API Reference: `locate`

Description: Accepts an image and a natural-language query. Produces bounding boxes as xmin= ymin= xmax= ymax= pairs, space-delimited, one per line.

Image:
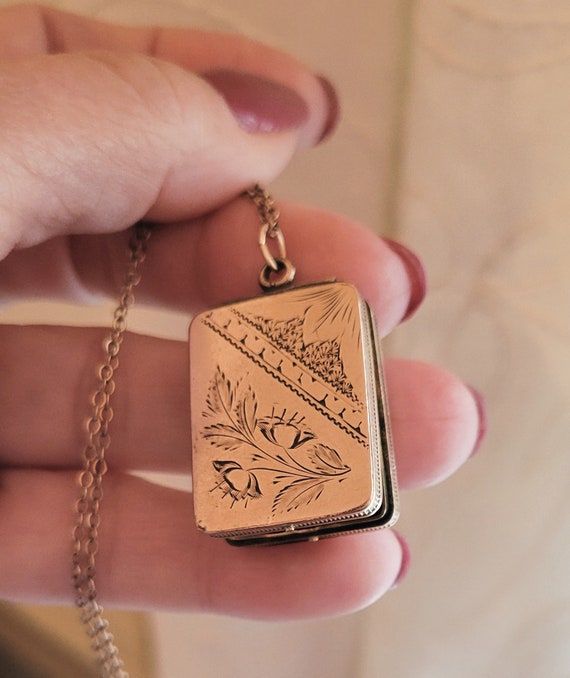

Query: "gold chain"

xmin=73 ymin=222 xmax=150 ymax=678
xmin=71 ymin=188 xmax=284 ymax=677
xmin=245 ymin=184 xmax=280 ymax=235
xmin=246 ymin=184 xmax=296 ymax=289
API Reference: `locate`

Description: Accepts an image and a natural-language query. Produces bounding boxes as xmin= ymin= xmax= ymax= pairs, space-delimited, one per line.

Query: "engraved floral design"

xmin=202 ymin=368 xmax=350 ymax=515
xmin=212 ymin=460 xmax=261 ymax=507
xmin=258 ymin=412 xmax=315 ymax=449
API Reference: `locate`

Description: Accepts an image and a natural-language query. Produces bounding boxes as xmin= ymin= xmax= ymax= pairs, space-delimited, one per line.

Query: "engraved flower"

xmin=212 ymin=460 xmax=262 ymax=506
xmin=258 ymin=412 xmax=315 ymax=450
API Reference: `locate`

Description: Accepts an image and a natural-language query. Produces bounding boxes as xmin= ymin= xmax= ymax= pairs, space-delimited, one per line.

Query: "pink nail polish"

xmin=467 ymin=386 xmax=487 ymax=457
xmin=202 ymin=69 xmax=310 ymax=134
xmin=383 ymin=238 xmax=427 ymax=321
xmin=391 ymin=532 xmax=411 ymax=589
xmin=316 ymin=75 xmax=340 ymax=143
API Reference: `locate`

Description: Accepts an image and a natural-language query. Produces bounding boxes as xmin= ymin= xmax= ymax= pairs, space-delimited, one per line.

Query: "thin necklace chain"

xmin=245 ymin=183 xmax=280 ymax=235
xmin=246 ymin=184 xmax=295 ymax=289
xmin=72 ymin=188 xmax=279 ymax=677
xmin=73 ymin=222 xmax=150 ymax=678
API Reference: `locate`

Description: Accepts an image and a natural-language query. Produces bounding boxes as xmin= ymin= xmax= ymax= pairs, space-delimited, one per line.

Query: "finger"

xmin=0 ymin=470 xmax=403 ymax=618
xmin=0 ymin=45 xmax=331 ymax=259
xmin=0 ymin=5 xmax=336 ymax=148
xmin=385 ymin=359 xmax=482 ymax=488
xmin=1 ymin=202 xmax=422 ymax=334
xmin=0 ymin=326 xmax=191 ymax=474
xmin=0 ymin=326 xmax=482 ymax=491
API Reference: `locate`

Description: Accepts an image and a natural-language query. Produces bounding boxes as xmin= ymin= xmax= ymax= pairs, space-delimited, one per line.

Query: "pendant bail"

xmin=259 ymin=257 xmax=296 ymax=289
xmin=258 ymin=221 xmax=287 ymax=272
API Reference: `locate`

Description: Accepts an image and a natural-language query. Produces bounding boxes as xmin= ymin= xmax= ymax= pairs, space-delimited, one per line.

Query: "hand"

xmin=0 ymin=5 xmax=484 ymax=620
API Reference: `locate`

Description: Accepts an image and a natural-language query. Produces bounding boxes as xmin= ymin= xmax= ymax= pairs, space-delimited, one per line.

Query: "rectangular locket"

xmin=189 ymin=280 xmax=398 ymax=545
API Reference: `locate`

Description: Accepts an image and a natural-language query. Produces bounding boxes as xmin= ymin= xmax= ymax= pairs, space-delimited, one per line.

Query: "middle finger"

xmin=1 ymin=199 xmax=416 ymax=335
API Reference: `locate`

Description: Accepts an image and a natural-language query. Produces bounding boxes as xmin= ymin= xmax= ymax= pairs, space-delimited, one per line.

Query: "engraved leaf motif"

xmin=306 ymin=444 xmax=350 ymax=475
xmin=202 ymin=423 xmax=247 ymax=451
xmin=201 ymin=366 xmax=352 ymax=515
xmin=272 ymin=478 xmax=326 ymax=515
xmin=203 ymin=369 xmax=258 ymax=452
xmin=235 ymin=385 xmax=258 ymax=439
xmin=205 ymin=367 xmax=235 ymax=418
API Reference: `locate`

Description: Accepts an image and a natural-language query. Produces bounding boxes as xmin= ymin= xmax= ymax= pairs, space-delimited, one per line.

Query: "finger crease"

xmin=146 ymin=25 xmax=162 ymax=59
xmin=38 ymin=6 xmax=62 ymax=54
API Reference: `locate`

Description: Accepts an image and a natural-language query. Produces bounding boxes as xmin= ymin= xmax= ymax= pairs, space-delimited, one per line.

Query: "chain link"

xmin=73 ymin=222 xmax=150 ymax=678
xmin=245 ymin=184 xmax=280 ymax=236
xmin=245 ymin=184 xmax=296 ymax=289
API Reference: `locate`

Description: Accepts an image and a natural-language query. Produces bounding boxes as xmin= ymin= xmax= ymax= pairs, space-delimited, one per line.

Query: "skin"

xmin=0 ymin=5 xmax=481 ymax=620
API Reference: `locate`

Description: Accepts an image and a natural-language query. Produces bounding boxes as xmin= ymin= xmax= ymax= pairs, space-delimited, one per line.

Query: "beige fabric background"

xmin=1 ymin=1 xmax=569 ymax=676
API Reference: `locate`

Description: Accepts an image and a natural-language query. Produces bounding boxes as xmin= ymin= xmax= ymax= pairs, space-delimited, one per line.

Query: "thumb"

xmin=0 ymin=50 xmax=331 ymax=259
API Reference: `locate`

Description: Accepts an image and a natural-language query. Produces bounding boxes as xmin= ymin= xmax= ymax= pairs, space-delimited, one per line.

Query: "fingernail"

xmin=316 ymin=75 xmax=340 ymax=143
xmin=202 ymin=69 xmax=310 ymax=134
xmin=391 ymin=532 xmax=412 ymax=589
xmin=467 ymin=386 xmax=487 ymax=457
xmin=383 ymin=238 xmax=427 ymax=321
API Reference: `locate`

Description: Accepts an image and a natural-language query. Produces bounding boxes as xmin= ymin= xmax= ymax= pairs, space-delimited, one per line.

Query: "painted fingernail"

xmin=202 ymin=69 xmax=310 ymax=134
xmin=391 ymin=532 xmax=412 ymax=589
xmin=383 ymin=238 xmax=427 ymax=321
xmin=316 ymin=75 xmax=340 ymax=143
xmin=467 ymin=386 xmax=487 ymax=457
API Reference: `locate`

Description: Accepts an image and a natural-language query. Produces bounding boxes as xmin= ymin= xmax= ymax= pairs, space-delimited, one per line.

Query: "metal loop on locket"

xmin=246 ymin=184 xmax=296 ymax=290
xmin=258 ymin=221 xmax=287 ymax=272
xmin=258 ymin=220 xmax=296 ymax=289
xmin=259 ymin=257 xmax=296 ymax=290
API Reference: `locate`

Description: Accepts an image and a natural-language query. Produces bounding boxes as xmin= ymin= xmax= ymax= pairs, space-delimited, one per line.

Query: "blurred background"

xmin=1 ymin=1 xmax=569 ymax=676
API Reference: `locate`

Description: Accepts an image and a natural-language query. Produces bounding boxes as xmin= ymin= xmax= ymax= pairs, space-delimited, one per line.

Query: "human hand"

xmin=0 ymin=5 xmax=484 ymax=620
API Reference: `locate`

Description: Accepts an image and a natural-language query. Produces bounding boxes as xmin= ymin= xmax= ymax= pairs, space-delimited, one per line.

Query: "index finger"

xmin=0 ymin=5 xmax=332 ymax=149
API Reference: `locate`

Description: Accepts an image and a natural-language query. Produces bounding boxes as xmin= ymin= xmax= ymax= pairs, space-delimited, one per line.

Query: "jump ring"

xmin=259 ymin=223 xmax=287 ymax=272
xmin=259 ymin=258 xmax=296 ymax=290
